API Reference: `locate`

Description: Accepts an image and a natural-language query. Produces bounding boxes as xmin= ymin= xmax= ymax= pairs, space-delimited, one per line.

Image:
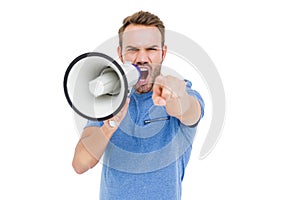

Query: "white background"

xmin=1 ymin=0 xmax=299 ymax=199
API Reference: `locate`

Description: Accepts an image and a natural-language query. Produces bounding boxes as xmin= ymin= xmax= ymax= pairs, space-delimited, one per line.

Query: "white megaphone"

xmin=63 ymin=52 xmax=141 ymax=121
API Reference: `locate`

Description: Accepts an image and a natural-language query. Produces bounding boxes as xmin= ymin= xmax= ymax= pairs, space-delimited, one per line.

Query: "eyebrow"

xmin=146 ymin=45 xmax=161 ymax=49
xmin=125 ymin=46 xmax=138 ymax=50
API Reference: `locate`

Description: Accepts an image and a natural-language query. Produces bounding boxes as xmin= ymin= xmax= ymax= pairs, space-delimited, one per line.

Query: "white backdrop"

xmin=1 ymin=0 xmax=299 ymax=199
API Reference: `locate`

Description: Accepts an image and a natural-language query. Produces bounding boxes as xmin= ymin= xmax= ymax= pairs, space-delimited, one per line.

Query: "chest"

xmin=110 ymin=100 xmax=179 ymax=153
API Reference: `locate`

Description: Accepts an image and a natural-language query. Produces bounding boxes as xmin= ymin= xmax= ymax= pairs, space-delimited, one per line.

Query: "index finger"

xmin=152 ymin=75 xmax=166 ymax=105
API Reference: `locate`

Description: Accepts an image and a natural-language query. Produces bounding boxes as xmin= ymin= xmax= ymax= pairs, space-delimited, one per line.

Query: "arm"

xmin=152 ymin=75 xmax=201 ymax=126
xmin=72 ymin=98 xmax=130 ymax=174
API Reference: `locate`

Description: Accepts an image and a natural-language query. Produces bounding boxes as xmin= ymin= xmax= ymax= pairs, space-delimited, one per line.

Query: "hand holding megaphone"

xmin=103 ymin=98 xmax=130 ymax=132
xmin=63 ymin=52 xmax=141 ymax=121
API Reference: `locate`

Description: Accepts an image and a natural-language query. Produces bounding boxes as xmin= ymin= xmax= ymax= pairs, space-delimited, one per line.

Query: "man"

xmin=72 ymin=11 xmax=204 ymax=199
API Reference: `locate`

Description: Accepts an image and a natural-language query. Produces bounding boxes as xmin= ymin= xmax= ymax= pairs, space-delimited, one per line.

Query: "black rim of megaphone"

xmin=63 ymin=52 xmax=128 ymax=121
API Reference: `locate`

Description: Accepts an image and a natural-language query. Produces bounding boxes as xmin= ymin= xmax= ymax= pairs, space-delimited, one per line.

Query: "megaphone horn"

xmin=63 ymin=52 xmax=141 ymax=121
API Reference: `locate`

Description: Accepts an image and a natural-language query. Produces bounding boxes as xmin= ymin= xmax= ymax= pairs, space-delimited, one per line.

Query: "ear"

xmin=161 ymin=45 xmax=167 ymax=62
xmin=117 ymin=46 xmax=124 ymax=63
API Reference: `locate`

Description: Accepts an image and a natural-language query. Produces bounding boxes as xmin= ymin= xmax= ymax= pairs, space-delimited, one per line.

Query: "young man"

xmin=72 ymin=11 xmax=204 ymax=199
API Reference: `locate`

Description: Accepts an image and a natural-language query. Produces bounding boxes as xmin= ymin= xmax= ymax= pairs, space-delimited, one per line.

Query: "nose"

xmin=135 ymin=49 xmax=149 ymax=65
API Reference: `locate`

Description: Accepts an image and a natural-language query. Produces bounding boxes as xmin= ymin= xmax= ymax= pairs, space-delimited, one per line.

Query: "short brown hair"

xmin=118 ymin=11 xmax=165 ymax=47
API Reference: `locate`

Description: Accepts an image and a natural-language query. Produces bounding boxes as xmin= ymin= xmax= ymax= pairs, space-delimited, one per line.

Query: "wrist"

xmin=101 ymin=125 xmax=115 ymax=140
xmin=178 ymin=92 xmax=191 ymax=115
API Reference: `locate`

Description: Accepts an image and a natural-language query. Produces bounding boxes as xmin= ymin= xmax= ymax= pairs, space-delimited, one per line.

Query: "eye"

xmin=126 ymin=47 xmax=138 ymax=52
xmin=147 ymin=47 xmax=158 ymax=51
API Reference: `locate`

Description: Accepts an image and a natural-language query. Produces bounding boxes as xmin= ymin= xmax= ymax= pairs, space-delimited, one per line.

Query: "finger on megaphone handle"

xmin=104 ymin=98 xmax=130 ymax=129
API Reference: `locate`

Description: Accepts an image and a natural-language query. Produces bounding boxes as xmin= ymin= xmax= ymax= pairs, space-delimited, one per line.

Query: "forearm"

xmin=167 ymin=93 xmax=201 ymax=126
xmin=72 ymin=126 xmax=113 ymax=174
xmin=177 ymin=94 xmax=201 ymax=126
xmin=153 ymin=76 xmax=201 ymax=126
xmin=80 ymin=126 xmax=113 ymax=161
xmin=72 ymin=98 xmax=130 ymax=174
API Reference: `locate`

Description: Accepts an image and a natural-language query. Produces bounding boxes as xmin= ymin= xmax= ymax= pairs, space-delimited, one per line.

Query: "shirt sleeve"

xmin=85 ymin=120 xmax=104 ymax=128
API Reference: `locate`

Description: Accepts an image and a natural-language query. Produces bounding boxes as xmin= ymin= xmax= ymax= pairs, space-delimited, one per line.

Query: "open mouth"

xmin=138 ymin=66 xmax=150 ymax=85
xmin=140 ymin=68 xmax=149 ymax=80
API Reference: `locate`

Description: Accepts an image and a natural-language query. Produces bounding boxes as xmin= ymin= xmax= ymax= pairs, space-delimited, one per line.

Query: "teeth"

xmin=140 ymin=67 xmax=149 ymax=80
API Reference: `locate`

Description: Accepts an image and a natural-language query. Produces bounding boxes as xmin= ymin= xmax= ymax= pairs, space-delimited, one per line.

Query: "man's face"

xmin=118 ymin=24 xmax=167 ymax=94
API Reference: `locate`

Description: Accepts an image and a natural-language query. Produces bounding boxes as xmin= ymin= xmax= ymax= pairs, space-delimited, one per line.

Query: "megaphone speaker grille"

xmin=63 ymin=52 xmax=128 ymax=121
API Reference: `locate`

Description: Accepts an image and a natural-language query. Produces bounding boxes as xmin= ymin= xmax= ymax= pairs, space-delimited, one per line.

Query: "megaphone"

xmin=63 ymin=52 xmax=141 ymax=121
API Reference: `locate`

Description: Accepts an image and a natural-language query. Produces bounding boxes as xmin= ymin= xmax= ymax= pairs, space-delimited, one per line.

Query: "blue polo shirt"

xmin=86 ymin=80 xmax=204 ymax=200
